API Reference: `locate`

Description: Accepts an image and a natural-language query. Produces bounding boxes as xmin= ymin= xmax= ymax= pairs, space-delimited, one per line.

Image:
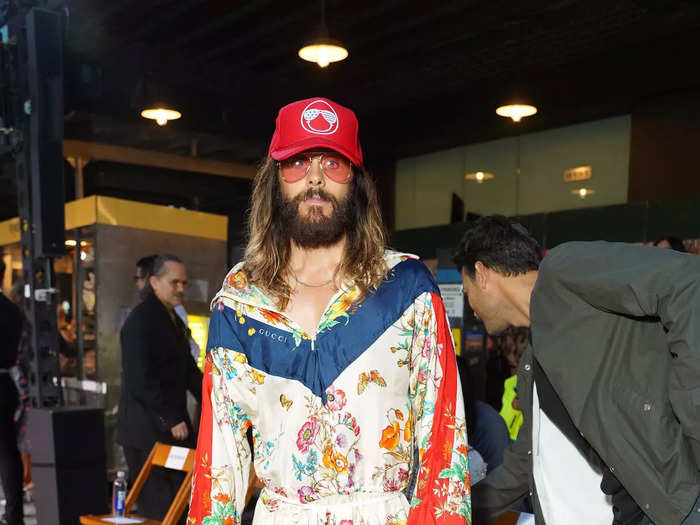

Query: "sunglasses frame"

xmin=277 ymin=151 xmax=353 ymax=184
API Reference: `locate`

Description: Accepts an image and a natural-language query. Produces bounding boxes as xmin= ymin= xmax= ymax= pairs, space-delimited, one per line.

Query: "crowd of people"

xmin=1 ymin=96 xmax=699 ymax=525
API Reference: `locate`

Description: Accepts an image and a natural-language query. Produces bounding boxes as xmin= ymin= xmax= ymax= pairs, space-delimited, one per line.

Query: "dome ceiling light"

xmin=141 ymin=107 xmax=182 ymax=126
xmin=496 ymin=104 xmax=537 ymax=122
xmin=298 ymin=0 xmax=348 ymax=68
xmin=465 ymin=171 xmax=495 ymax=184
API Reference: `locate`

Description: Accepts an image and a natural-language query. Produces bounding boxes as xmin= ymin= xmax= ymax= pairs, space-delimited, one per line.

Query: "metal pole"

xmin=72 ymin=227 xmax=84 ymax=381
xmin=73 ymin=156 xmax=86 ymax=380
xmin=75 ymin=156 xmax=85 ymax=198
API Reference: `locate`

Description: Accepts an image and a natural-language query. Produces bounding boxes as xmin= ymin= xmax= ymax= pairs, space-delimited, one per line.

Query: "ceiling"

xmin=3 ymin=0 xmax=700 ymax=221
xmin=62 ymin=0 xmax=700 ymax=159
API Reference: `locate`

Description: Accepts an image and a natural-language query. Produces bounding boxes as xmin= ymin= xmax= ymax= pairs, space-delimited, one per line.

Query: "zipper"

xmin=218 ymin=285 xmax=349 ymax=347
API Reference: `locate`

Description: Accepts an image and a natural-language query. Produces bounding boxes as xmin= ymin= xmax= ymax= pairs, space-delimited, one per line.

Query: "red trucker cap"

xmin=268 ymin=97 xmax=363 ymax=168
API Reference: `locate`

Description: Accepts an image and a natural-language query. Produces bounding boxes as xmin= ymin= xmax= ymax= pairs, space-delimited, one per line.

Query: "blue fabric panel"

xmin=207 ymin=258 xmax=439 ymax=402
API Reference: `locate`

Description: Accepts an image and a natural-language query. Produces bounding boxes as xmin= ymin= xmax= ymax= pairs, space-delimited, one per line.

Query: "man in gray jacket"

xmin=455 ymin=215 xmax=700 ymax=525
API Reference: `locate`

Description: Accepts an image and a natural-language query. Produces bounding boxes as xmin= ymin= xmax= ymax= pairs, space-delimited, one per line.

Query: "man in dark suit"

xmin=0 ymin=259 xmax=24 ymax=525
xmin=117 ymin=254 xmax=202 ymax=520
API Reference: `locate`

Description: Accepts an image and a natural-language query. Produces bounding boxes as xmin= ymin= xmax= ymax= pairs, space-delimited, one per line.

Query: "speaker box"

xmin=26 ymin=8 xmax=65 ymax=258
xmin=28 ymin=407 xmax=109 ymax=524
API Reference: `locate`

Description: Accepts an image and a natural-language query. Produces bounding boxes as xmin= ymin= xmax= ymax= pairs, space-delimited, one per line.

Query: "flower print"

xmin=383 ymin=477 xmax=400 ymax=492
xmin=228 ymin=270 xmax=247 ymax=290
xmin=442 ymin=440 xmax=453 ymax=461
xmin=379 ymin=422 xmax=401 ymax=451
xmin=292 ymin=454 xmax=305 ymax=480
xmin=298 ymin=485 xmax=319 ymax=504
xmin=261 ymin=494 xmax=280 ymax=513
xmin=293 ymin=449 xmax=319 ymax=480
xmin=335 ymin=433 xmax=347 ymax=449
xmin=323 ymin=445 xmax=348 ymax=473
xmin=273 ymin=487 xmax=288 ymax=498
xmin=345 ymin=465 xmax=356 ymax=489
xmin=323 ymin=445 xmax=334 ymax=469
xmin=340 ymin=412 xmax=360 ymax=435
xmin=233 ymin=352 xmax=247 ymax=364
xmin=326 ymin=287 xmax=360 ymax=322
xmin=417 ymin=368 xmax=428 ymax=384
xmin=251 ymin=369 xmax=266 ymax=384
xmin=456 ymin=444 xmax=468 ymax=456
xmin=201 ymin=490 xmax=211 ymax=509
xmin=340 ymin=521 xmax=354 ymax=525
xmin=403 ymin=418 xmax=412 ymax=442
xmin=213 ymin=493 xmax=231 ymax=504
xmin=260 ymin=309 xmax=283 ymax=324
xmin=222 ymin=518 xmax=234 ymax=525
xmin=323 ymin=445 xmax=348 ymax=474
xmin=326 ymin=385 xmax=347 ymax=411
xmin=354 ymin=449 xmax=363 ymax=462
xmin=296 ymin=418 xmax=319 ymax=453
xmin=216 ymin=300 xmax=225 ymax=312
xmin=331 ymin=451 xmax=348 ymax=473
xmin=398 ymin=468 xmax=410 ymax=482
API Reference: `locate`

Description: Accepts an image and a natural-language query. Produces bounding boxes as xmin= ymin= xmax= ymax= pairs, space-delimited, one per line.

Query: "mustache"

xmin=293 ymin=188 xmax=337 ymax=205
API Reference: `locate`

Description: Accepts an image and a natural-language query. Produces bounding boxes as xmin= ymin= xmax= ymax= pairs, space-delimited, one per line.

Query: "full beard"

xmin=278 ymin=187 xmax=353 ymax=249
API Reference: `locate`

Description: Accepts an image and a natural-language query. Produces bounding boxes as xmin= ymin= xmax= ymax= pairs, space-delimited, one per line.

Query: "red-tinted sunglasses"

xmin=277 ymin=151 xmax=352 ymax=183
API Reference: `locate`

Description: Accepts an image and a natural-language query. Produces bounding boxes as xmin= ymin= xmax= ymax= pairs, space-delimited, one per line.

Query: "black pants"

xmin=0 ymin=378 xmax=22 ymax=525
xmin=123 ymin=446 xmax=186 ymax=522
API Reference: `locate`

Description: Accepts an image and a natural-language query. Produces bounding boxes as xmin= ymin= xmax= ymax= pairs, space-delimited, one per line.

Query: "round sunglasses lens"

xmin=280 ymin=156 xmax=309 ymax=182
xmin=321 ymin=154 xmax=351 ymax=182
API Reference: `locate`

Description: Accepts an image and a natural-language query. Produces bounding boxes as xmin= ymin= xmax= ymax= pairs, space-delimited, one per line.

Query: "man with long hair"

xmin=188 ymin=98 xmax=471 ymax=525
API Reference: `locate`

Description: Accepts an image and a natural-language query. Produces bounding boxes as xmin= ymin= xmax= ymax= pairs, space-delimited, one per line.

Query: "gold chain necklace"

xmin=291 ymin=269 xmax=334 ymax=288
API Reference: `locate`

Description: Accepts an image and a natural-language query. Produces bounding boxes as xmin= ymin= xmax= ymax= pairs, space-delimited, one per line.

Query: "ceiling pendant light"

xmin=141 ymin=107 xmax=182 ymax=126
xmin=496 ymin=103 xmax=537 ymax=122
xmin=137 ymin=77 xmax=182 ymax=126
xmin=298 ymin=0 xmax=348 ymax=68
xmin=465 ymin=171 xmax=495 ymax=184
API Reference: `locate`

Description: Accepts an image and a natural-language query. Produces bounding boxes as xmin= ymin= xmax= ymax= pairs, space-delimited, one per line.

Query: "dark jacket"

xmin=0 ymin=292 xmax=22 ymax=369
xmin=0 ymin=292 xmax=23 ymax=403
xmin=117 ymin=293 xmax=203 ymax=450
xmin=473 ymin=241 xmax=700 ymax=525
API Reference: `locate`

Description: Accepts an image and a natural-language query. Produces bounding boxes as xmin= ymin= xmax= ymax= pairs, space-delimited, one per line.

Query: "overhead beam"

xmin=63 ymin=139 xmax=255 ymax=179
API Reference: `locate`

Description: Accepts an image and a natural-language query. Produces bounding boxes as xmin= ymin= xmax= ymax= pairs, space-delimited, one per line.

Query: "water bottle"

xmin=112 ymin=471 xmax=127 ymax=517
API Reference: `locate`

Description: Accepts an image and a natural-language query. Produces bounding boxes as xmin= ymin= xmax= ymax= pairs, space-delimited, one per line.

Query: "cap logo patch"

xmin=300 ymin=99 xmax=339 ymax=135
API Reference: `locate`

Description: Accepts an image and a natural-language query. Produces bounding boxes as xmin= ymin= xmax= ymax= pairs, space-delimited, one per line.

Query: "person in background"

xmin=456 ymin=357 xmax=510 ymax=478
xmin=0 ymin=259 xmax=24 ymax=525
xmin=499 ymin=376 xmax=522 ymax=442
xmin=654 ymin=236 xmax=687 ymax=253
xmin=8 ymin=282 xmax=32 ymax=494
xmin=496 ymin=327 xmax=528 ymax=441
xmin=456 ymin=215 xmax=700 ymax=525
xmin=117 ymin=254 xmax=203 ymax=521
xmin=136 ymin=255 xmax=200 ymax=363
xmin=134 ymin=255 xmax=157 ymax=293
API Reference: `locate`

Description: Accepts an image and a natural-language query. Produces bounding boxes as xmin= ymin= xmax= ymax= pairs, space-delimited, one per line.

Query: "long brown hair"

xmin=243 ymin=157 xmax=388 ymax=309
